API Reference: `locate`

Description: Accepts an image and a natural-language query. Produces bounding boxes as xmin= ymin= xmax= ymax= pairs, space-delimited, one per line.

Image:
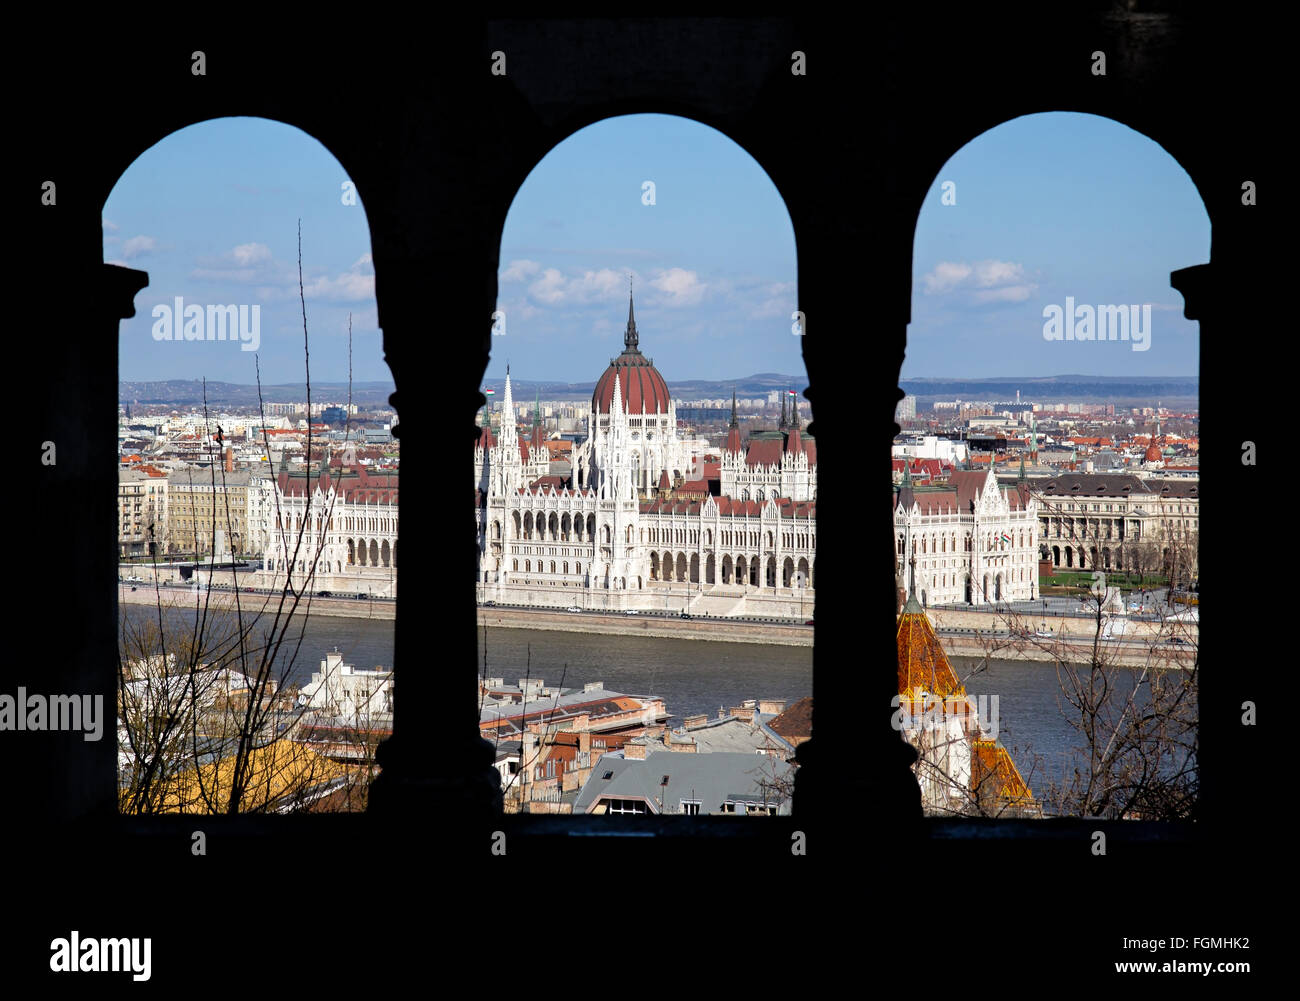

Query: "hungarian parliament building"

xmin=474 ymin=293 xmax=817 ymax=616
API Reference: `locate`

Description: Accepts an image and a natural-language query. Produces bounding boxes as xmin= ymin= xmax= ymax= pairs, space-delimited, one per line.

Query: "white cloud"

xmin=526 ymin=267 xmax=626 ymax=305
xmin=923 ymin=261 xmax=973 ymax=294
xmin=193 ymin=245 xmax=374 ymax=302
xmin=232 ymin=242 xmax=272 ymax=267
xmin=751 ymin=280 xmax=796 ymax=319
xmin=650 ymin=267 xmax=707 ymax=307
xmin=501 ymin=259 xmax=541 ymax=282
xmin=102 ymin=219 xmax=120 ymax=232
xmin=922 ymin=259 xmax=1036 ymax=304
xmin=529 ymin=268 xmax=568 ymax=304
xmin=121 ymin=235 xmax=157 ymax=260
xmin=298 ymin=270 xmax=375 ymax=301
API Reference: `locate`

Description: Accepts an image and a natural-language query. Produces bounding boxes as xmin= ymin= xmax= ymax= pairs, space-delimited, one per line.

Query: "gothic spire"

xmin=624 ymin=277 xmax=639 ymax=352
xmin=729 ymin=388 xmax=738 ymax=428
xmin=778 ymin=391 xmax=787 ymax=429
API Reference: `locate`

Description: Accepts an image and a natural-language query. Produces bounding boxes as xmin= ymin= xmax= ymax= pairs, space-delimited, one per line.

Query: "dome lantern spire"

xmin=624 ymin=275 xmax=639 ymax=352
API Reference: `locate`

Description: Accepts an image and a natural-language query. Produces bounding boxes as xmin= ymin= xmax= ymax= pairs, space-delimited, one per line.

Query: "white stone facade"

xmin=894 ymin=464 xmax=1039 ymax=607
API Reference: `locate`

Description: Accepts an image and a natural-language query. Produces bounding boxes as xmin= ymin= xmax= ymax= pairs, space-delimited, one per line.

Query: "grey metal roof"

xmin=573 ymin=750 xmax=793 ymax=816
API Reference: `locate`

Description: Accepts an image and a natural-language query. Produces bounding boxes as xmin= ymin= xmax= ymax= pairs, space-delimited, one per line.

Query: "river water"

xmin=121 ymin=605 xmax=1191 ymax=795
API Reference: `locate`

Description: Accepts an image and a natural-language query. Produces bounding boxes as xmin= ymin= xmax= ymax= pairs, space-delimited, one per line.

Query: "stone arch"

xmin=649 ymin=552 xmax=659 ymax=581
xmin=675 ymin=553 xmax=688 ymax=581
xmin=689 ymin=553 xmax=699 ymax=583
xmin=369 ymin=539 xmax=379 ymax=566
xmin=783 ymin=556 xmax=795 ymax=587
xmin=381 ymin=539 xmax=391 ymax=567
xmin=706 ymin=553 xmax=715 ymax=584
xmin=722 ymin=554 xmax=733 ymax=584
xmin=766 ymin=556 xmax=776 ymax=587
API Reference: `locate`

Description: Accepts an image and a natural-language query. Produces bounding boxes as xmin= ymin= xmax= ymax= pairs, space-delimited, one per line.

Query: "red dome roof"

xmin=591 ymin=289 xmax=670 ymax=415
xmin=593 ymin=353 xmax=670 ymax=415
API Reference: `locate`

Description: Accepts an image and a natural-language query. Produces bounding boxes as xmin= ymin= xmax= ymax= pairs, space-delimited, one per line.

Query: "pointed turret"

xmin=611 ymin=371 xmax=624 ymax=420
xmin=896 ymin=459 xmax=916 ymax=512
xmin=724 ymin=388 xmax=743 ymax=454
xmin=530 ymin=390 xmax=546 ymax=449
xmin=500 ymin=366 xmax=520 ymax=465
xmin=785 ymin=398 xmax=803 ymax=456
xmin=779 ymin=391 xmax=787 ymax=430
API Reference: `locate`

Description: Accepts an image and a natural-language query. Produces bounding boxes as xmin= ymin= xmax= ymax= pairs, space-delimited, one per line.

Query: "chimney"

xmin=683 ymin=713 xmax=708 ymax=729
xmin=225 ymin=446 xmax=234 ymax=472
xmin=624 ymin=741 xmax=647 ymax=760
xmin=758 ymin=700 xmax=786 ymax=715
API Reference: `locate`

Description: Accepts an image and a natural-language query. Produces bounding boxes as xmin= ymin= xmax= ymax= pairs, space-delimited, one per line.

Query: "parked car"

xmin=485 ymin=600 xmax=496 ymax=607
xmin=566 ymin=606 xmax=582 ymax=613
xmin=680 ymin=611 xmax=692 ymax=619
xmin=316 ymin=590 xmax=333 ymax=598
xmin=624 ymin=609 xmax=640 ymax=615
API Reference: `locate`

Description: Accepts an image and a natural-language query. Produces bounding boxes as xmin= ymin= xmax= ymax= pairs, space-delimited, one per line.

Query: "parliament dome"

xmin=591 ymin=289 xmax=671 ymax=415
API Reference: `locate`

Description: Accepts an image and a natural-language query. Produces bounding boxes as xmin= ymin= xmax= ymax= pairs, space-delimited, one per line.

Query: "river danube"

xmin=121 ymin=605 xmax=1184 ymax=792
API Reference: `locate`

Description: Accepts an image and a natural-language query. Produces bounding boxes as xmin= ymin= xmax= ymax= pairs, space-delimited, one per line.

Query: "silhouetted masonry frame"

xmin=34 ymin=14 xmax=1262 ymax=861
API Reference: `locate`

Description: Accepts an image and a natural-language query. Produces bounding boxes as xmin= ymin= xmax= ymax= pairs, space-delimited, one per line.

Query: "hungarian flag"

xmin=484 ymin=389 xmax=496 ymax=396
xmin=1000 ymin=532 xmax=1012 ymax=545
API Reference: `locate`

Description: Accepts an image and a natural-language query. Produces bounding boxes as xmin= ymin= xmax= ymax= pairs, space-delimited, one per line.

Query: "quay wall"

xmin=117 ymin=584 xmax=395 ymax=621
xmin=477 ymin=607 xmax=813 ymax=647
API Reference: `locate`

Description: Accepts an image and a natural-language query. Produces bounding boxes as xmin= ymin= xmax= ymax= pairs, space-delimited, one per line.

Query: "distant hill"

xmin=119 ymin=380 xmax=396 ymax=407
xmin=900 ymin=374 xmax=1198 ymax=403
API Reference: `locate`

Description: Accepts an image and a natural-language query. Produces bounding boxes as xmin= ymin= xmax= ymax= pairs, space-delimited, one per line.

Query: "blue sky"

xmin=908 ymin=112 xmax=1208 ymax=379
xmin=107 ymin=117 xmax=379 ymax=384
xmin=108 ymin=112 xmax=1206 ymax=387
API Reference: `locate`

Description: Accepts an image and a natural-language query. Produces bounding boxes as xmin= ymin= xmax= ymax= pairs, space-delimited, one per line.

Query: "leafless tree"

xmin=118 ymin=224 xmax=383 ymax=814
xmin=992 ymin=584 xmax=1198 ymax=820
